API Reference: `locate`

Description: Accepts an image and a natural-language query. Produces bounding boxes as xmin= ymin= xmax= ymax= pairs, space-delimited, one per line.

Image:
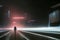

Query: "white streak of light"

xmin=6 ymin=31 xmax=12 ymax=40
xmin=51 ymin=3 xmax=60 ymax=8
xmin=18 ymin=27 xmax=60 ymax=34
xmin=17 ymin=27 xmax=60 ymax=32
xmin=0 ymin=28 xmax=14 ymax=30
xmin=0 ymin=31 xmax=10 ymax=38
xmin=18 ymin=31 xmax=29 ymax=40
xmin=23 ymin=31 xmax=60 ymax=40
xmin=36 ymin=31 xmax=60 ymax=34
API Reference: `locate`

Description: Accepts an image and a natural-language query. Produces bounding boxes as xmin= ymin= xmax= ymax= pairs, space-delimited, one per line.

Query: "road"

xmin=0 ymin=30 xmax=60 ymax=40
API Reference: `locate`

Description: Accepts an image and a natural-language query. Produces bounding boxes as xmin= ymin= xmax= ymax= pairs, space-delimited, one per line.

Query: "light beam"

xmin=18 ymin=31 xmax=29 ymax=40
xmin=22 ymin=31 xmax=60 ymax=40
xmin=0 ymin=31 xmax=10 ymax=38
xmin=6 ymin=31 xmax=12 ymax=40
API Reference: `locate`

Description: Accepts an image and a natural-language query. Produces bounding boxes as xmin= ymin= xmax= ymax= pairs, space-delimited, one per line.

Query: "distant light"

xmin=12 ymin=17 xmax=25 ymax=19
xmin=51 ymin=3 xmax=60 ymax=8
xmin=29 ymin=20 xmax=35 ymax=22
xmin=0 ymin=5 xmax=3 ymax=7
xmin=8 ymin=10 xmax=10 ymax=18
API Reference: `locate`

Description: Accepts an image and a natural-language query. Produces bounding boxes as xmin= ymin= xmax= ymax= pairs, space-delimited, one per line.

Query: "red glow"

xmin=6 ymin=6 xmax=26 ymax=28
xmin=13 ymin=22 xmax=16 ymax=23
xmin=12 ymin=17 xmax=24 ymax=19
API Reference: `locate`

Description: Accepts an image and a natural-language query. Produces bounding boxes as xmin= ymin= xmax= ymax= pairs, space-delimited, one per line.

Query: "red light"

xmin=13 ymin=22 xmax=16 ymax=23
xmin=12 ymin=17 xmax=24 ymax=19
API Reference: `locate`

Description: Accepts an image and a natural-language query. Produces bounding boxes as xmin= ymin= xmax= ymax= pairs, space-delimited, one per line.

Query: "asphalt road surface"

xmin=0 ymin=30 xmax=60 ymax=40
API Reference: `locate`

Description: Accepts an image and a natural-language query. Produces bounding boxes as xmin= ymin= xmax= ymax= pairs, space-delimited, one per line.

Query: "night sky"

xmin=0 ymin=0 xmax=60 ymax=27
